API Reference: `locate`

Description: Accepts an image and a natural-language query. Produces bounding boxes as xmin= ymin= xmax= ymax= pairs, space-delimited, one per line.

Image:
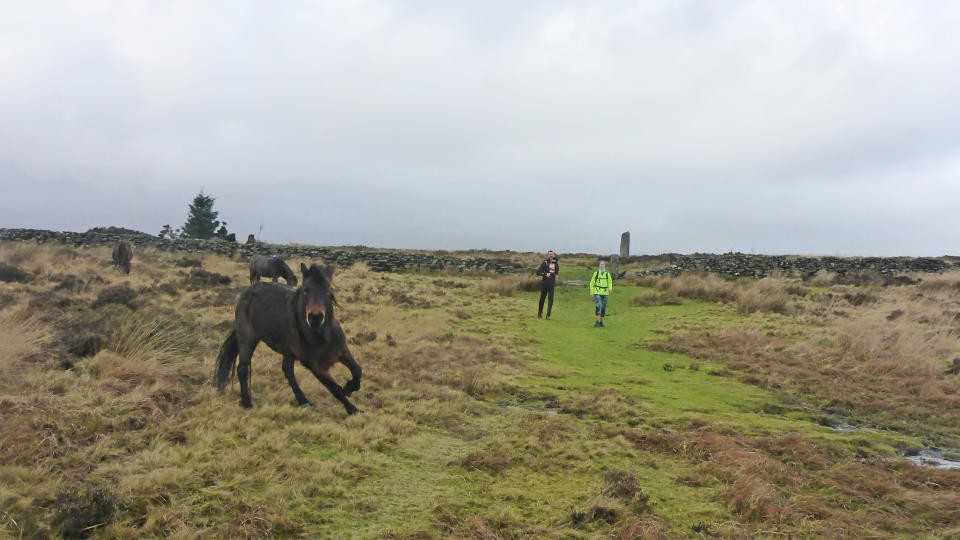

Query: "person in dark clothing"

xmin=536 ymin=250 xmax=559 ymax=318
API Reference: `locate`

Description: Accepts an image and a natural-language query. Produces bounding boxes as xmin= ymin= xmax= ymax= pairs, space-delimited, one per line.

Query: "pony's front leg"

xmin=341 ymin=349 xmax=362 ymax=396
xmin=237 ymin=343 xmax=256 ymax=408
xmin=282 ymin=354 xmax=311 ymax=407
xmin=312 ymin=369 xmax=362 ymax=415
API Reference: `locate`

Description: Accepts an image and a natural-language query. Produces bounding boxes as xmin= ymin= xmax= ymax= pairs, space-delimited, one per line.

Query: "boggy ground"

xmin=0 ymin=243 xmax=959 ymax=538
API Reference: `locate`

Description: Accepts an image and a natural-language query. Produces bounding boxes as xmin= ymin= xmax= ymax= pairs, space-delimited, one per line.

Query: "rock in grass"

xmin=184 ymin=268 xmax=231 ymax=287
xmin=946 ymin=358 xmax=960 ymax=375
xmin=0 ymin=263 xmax=30 ymax=283
xmin=92 ymin=285 xmax=138 ymax=309
xmin=54 ymin=485 xmax=116 ymax=538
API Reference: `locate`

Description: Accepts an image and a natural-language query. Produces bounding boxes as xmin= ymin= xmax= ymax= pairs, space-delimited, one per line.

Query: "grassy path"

xmin=523 ymin=283 xmax=917 ymax=446
xmin=523 ymin=284 xmax=811 ymax=432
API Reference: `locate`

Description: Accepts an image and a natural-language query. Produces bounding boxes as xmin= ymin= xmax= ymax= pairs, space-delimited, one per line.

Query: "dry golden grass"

xmin=478 ymin=274 xmax=541 ymax=296
xmin=648 ymin=272 xmax=738 ymax=303
xmin=4 ymin=242 xmax=960 ymax=538
xmin=104 ymin=314 xmax=198 ymax=364
xmin=632 ymin=292 xmax=682 ymax=307
xmin=0 ymin=299 xmax=51 ymax=360
xmin=655 ymin=270 xmax=960 ymax=438
xmin=0 ymin=243 xmax=543 ymax=537
xmin=735 ymin=276 xmax=793 ymax=315
xmin=638 ymin=272 xmax=798 ymax=315
xmin=808 ymin=269 xmax=837 ymax=287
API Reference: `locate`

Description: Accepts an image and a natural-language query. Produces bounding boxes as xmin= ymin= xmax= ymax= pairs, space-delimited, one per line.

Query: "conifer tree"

xmin=182 ymin=191 xmax=220 ymax=239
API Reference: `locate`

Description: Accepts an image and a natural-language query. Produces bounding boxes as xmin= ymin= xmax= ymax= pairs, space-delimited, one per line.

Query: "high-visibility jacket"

xmin=590 ymin=270 xmax=613 ymax=296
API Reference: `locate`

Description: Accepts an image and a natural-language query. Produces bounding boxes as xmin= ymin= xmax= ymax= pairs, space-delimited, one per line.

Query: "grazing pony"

xmin=249 ymin=254 xmax=298 ymax=286
xmin=215 ymin=263 xmax=362 ymax=414
xmin=112 ymin=241 xmax=133 ymax=274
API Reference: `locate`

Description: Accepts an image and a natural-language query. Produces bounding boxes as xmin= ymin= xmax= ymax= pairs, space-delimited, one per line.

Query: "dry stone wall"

xmin=3 ymin=228 xmax=954 ymax=278
xmin=0 ymin=228 xmax=528 ymax=274
xmin=634 ymin=252 xmax=955 ymax=279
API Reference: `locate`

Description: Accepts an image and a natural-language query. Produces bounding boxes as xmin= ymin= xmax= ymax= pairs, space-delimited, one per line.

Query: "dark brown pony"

xmin=249 ymin=254 xmax=298 ymax=286
xmin=215 ymin=263 xmax=362 ymax=414
xmin=112 ymin=241 xmax=132 ymax=274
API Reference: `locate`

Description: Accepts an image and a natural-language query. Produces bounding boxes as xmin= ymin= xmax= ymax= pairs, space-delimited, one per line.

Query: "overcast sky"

xmin=2 ymin=1 xmax=959 ymax=255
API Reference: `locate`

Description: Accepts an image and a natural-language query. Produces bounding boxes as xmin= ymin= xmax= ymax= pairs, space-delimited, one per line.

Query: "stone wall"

xmin=3 ymin=228 xmax=954 ymax=279
xmin=634 ymin=252 xmax=956 ymax=279
xmin=0 ymin=228 xmax=529 ymax=274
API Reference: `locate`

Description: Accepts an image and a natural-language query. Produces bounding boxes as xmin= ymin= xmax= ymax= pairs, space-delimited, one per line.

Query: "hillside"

xmin=1 ymin=242 xmax=959 ymax=538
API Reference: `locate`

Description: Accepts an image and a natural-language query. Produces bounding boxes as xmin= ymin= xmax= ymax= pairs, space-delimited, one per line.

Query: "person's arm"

xmin=589 ymin=271 xmax=596 ymax=295
xmin=555 ymin=260 xmax=559 ymax=277
xmin=536 ymin=261 xmax=546 ymax=277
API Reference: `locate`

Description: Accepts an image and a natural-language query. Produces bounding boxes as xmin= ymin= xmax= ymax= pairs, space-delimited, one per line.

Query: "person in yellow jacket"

xmin=589 ymin=260 xmax=613 ymax=327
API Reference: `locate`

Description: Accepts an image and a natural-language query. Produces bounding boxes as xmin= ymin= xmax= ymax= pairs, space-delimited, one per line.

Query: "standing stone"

xmin=620 ymin=231 xmax=630 ymax=258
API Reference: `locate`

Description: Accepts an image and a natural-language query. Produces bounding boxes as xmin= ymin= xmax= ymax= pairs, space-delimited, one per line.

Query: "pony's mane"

xmin=304 ymin=264 xmax=333 ymax=287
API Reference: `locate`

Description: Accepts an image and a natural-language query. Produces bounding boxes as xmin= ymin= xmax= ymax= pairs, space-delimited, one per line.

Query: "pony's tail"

xmin=214 ymin=330 xmax=239 ymax=393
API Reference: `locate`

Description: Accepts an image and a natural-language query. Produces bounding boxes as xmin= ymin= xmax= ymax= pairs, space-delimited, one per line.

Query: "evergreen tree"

xmin=182 ymin=191 xmax=220 ymax=239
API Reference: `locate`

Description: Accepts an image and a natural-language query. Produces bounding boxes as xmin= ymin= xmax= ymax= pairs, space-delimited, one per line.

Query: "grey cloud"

xmin=2 ymin=1 xmax=959 ymax=255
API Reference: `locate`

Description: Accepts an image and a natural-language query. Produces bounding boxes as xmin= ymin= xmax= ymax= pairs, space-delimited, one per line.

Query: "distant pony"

xmin=215 ymin=263 xmax=362 ymax=414
xmin=249 ymin=254 xmax=298 ymax=286
xmin=112 ymin=241 xmax=133 ymax=274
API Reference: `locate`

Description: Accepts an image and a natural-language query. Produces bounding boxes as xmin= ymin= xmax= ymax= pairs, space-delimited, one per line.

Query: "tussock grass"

xmin=623 ymin=268 xmax=960 ymax=535
xmin=1 ymin=243 xmax=560 ymax=537
xmin=104 ymin=314 xmax=198 ymax=364
xmin=637 ymin=273 xmax=797 ymax=315
xmin=648 ymin=272 xmax=738 ymax=303
xmin=479 ymin=274 xmax=541 ymax=296
xmin=0 ymin=307 xmax=51 ymax=372
xmin=660 ymin=277 xmax=960 ymax=437
xmin=917 ymin=271 xmax=960 ymax=292
xmin=3 ymin=241 xmax=960 ymax=538
xmin=632 ymin=292 xmax=682 ymax=306
xmin=808 ymin=270 xmax=837 ymax=287
xmin=736 ymin=277 xmax=793 ymax=315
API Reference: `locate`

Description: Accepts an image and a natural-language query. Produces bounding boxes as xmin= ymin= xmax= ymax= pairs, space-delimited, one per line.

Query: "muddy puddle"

xmin=822 ymin=415 xmax=959 ymax=470
xmin=496 ymin=401 xmax=559 ymax=415
xmin=899 ymin=448 xmax=960 ymax=470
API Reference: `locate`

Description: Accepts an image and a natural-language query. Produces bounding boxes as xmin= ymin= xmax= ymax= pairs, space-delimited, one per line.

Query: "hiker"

xmin=536 ymin=250 xmax=559 ymax=318
xmin=589 ymin=260 xmax=613 ymax=327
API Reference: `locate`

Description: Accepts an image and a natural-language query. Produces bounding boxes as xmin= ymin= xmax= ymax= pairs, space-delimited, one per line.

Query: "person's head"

xmin=546 ymin=250 xmax=555 ymax=260
xmin=598 ymin=260 xmax=606 ymax=270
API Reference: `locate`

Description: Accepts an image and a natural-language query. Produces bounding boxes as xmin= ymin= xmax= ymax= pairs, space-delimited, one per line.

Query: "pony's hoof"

xmin=298 ymin=402 xmax=313 ymax=410
xmin=347 ymin=408 xmax=364 ymax=415
xmin=240 ymin=399 xmax=253 ymax=409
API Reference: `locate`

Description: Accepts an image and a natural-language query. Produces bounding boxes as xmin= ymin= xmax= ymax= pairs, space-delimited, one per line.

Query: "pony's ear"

xmin=300 ymin=262 xmax=309 ymax=276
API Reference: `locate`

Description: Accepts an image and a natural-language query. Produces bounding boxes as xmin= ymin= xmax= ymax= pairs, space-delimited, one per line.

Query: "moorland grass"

xmin=0 ymin=243 xmax=958 ymax=538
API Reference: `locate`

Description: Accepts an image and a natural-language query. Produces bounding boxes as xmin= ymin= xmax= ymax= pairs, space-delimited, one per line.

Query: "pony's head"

xmin=279 ymin=259 xmax=298 ymax=287
xmin=299 ymin=262 xmax=335 ymax=331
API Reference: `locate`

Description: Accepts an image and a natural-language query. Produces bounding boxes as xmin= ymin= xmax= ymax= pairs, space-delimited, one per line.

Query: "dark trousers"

xmin=538 ymin=281 xmax=555 ymax=316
